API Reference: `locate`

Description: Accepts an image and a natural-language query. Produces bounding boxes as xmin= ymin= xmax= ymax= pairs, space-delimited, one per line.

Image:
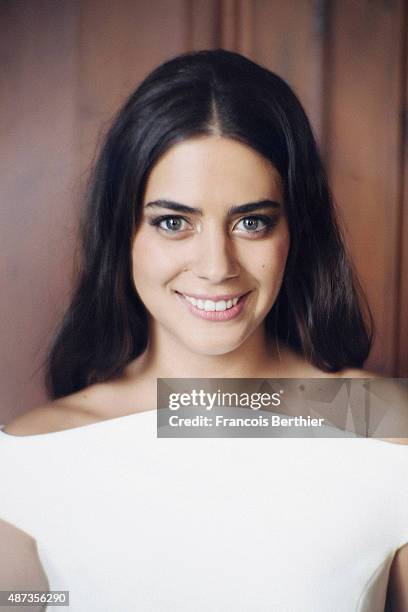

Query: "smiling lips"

xmin=175 ymin=291 xmax=250 ymax=321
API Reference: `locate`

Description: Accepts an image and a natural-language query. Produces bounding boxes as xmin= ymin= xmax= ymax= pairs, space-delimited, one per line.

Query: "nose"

xmin=189 ymin=225 xmax=240 ymax=283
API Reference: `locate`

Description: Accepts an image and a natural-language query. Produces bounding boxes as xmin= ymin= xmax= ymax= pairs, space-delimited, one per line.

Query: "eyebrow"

xmin=144 ymin=199 xmax=281 ymax=216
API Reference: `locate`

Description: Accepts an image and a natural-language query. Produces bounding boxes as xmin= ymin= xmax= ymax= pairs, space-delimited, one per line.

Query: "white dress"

xmin=0 ymin=409 xmax=408 ymax=611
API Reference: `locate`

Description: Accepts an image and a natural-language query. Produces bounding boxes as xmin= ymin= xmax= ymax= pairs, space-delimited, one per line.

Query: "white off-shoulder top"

xmin=0 ymin=409 xmax=408 ymax=611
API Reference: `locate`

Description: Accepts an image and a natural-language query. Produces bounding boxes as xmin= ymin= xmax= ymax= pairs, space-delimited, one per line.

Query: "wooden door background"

xmin=1 ymin=0 xmax=407 ymax=422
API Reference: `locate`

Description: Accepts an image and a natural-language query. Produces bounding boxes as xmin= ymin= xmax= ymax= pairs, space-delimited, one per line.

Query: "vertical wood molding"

xmin=236 ymin=0 xmax=254 ymax=57
xmin=219 ymin=0 xmax=239 ymax=50
xmin=185 ymin=0 xmax=218 ymax=50
xmin=319 ymin=0 xmax=334 ymax=160
xmin=247 ymin=1 xmax=326 ymax=146
xmin=218 ymin=0 xmax=253 ymax=55
xmin=397 ymin=1 xmax=408 ymax=376
xmin=326 ymin=0 xmax=404 ymax=375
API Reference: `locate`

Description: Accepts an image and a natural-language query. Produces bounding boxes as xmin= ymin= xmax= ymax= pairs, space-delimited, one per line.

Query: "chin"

xmin=180 ymin=335 xmax=248 ymax=357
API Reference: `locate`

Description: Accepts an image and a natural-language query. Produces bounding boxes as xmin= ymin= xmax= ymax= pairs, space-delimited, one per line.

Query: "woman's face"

xmin=132 ymin=135 xmax=290 ymax=356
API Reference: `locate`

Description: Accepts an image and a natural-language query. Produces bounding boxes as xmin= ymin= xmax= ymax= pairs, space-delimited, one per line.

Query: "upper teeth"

xmin=183 ymin=295 xmax=240 ymax=311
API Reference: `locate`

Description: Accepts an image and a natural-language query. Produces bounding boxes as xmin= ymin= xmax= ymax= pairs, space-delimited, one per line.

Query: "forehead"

xmin=143 ymin=136 xmax=282 ymax=206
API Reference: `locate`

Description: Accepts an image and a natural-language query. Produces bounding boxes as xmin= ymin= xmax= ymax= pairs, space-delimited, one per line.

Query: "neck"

xmin=130 ymin=321 xmax=286 ymax=380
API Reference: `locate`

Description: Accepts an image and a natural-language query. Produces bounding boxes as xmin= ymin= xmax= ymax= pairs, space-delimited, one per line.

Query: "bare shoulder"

xmin=370 ymin=378 xmax=408 ymax=446
xmin=276 ymin=354 xmax=408 ymax=447
xmin=338 ymin=367 xmax=379 ymax=378
xmin=353 ymin=375 xmax=408 ymax=447
xmin=2 ymin=385 xmax=112 ymax=437
xmin=274 ymin=347 xmax=378 ymax=379
xmin=3 ymin=401 xmax=98 ymax=437
xmin=326 ymin=368 xmax=408 ymax=445
xmin=2 ymin=374 xmax=151 ymax=437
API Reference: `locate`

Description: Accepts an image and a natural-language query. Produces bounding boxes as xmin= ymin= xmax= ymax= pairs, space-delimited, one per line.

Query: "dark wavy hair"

xmin=46 ymin=49 xmax=373 ymax=399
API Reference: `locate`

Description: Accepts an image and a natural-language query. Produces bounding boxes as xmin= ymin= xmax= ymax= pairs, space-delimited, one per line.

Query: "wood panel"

xmin=247 ymin=0 xmax=327 ymax=144
xmin=325 ymin=0 xmax=404 ymax=375
xmin=0 ymin=0 xmax=80 ymax=422
xmin=219 ymin=0 xmax=247 ymax=55
xmin=78 ymin=0 xmax=188 ymax=178
xmin=186 ymin=0 xmax=218 ymax=50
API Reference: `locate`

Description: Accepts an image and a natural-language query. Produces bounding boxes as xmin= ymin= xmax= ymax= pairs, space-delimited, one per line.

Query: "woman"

xmin=1 ymin=49 xmax=407 ymax=611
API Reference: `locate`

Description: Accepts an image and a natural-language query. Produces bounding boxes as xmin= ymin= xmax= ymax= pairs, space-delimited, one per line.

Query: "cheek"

xmin=248 ymin=233 xmax=290 ymax=287
xmin=131 ymin=230 xmax=184 ymax=290
xmin=273 ymin=232 xmax=290 ymax=271
xmin=132 ymin=231 xmax=154 ymax=288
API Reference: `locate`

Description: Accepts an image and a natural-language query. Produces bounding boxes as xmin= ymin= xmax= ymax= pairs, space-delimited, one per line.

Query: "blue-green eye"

xmin=234 ymin=216 xmax=275 ymax=233
xmin=148 ymin=214 xmax=277 ymax=235
xmin=150 ymin=216 xmax=190 ymax=232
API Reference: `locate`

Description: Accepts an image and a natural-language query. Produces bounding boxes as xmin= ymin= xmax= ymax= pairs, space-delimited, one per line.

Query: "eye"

xmin=233 ymin=216 xmax=276 ymax=234
xmin=149 ymin=215 xmax=191 ymax=233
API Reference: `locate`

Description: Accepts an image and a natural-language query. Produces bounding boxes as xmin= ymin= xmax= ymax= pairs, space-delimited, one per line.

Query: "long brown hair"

xmin=46 ymin=49 xmax=373 ymax=398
